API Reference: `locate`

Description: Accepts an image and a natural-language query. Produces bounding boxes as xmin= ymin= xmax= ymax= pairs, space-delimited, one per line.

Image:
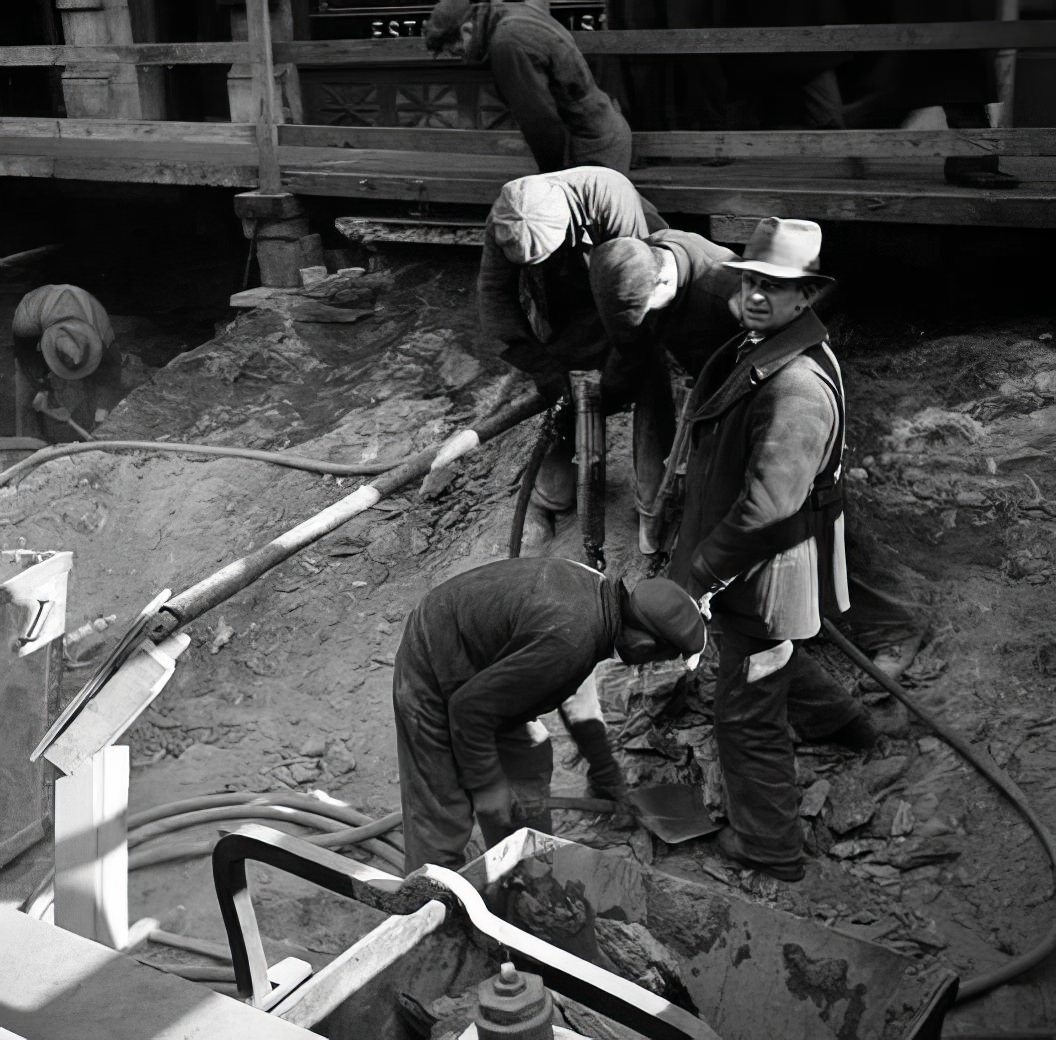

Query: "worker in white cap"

xmin=393 ymin=556 xmax=706 ymax=871
xmin=478 ymin=166 xmax=665 ymax=538
xmin=667 ymin=217 xmax=876 ymax=883
xmin=10 ymin=284 xmax=120 ymax=443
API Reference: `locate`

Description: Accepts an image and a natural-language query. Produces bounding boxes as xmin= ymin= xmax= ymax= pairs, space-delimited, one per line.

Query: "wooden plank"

xmin=247 ymin=0 xmax=281 ymax=195
xmin=0 ymin=117 xmax=255 ymax=144
xmin=0 ymin=152 xmax=258 ymax=186
xmin=0 ymin=908 xmax=321 ymax=1039
xmin=632 ymin=128 xmax=1056 ymax=159
xmin=280 ymin=123 xmax=1056 ymax=159
xmin=1 ymin=20 xmax=1054 ymax=69
xmin=0 ymin=42 xmax=249 ymax=66
xmin=279 ymin=123 xmax=532 ymax=156
xmin=43 ymin=634 xmax=191 ymax=777
xmin=54 ymin=746 xmax=130 ymax=949
xmin=272 ymin=900 xmax=448 ymax=1029
xmin=996 ymin=0 xmax=1020 ymax=129
xmin=274 ymin=20 xmax=1056 ymax=64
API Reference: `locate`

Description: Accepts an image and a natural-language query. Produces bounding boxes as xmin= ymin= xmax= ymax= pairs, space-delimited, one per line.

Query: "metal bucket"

xmin=216 ymin=827 xmax=956 ymax=1040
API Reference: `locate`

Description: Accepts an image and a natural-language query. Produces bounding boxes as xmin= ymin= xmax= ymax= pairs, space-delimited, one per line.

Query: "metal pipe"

xmin=148 ymin=391 xmax=546 ymax=640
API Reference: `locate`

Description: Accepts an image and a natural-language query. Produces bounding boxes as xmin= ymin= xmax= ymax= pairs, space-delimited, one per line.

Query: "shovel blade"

xmin=626 ymin=783 xmax=721 ymax=844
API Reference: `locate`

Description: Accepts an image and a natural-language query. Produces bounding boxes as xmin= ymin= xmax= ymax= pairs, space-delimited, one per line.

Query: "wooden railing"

xmin=1 ymin=8 xmax=1055 ymax=198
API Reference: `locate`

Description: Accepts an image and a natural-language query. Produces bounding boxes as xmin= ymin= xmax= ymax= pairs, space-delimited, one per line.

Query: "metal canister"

xmin=475 ymin=961 xmax=555 ymax=1040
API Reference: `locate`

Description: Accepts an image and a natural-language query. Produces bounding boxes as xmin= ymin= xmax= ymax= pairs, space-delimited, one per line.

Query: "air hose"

xmin=22 ymin=792 xmax=407 ymax=923
xmin=823 ymin=618 xmax=1056 ymax=1005
xmin=0 ymin=439 xmax=403 ymax=489
xmin=509 ymin=400 xmax=564 ymax=559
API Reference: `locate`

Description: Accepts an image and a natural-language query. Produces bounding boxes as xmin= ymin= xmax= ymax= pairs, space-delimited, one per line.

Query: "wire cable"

xmin=823 ymin=618 xmax=1056 ymax=1004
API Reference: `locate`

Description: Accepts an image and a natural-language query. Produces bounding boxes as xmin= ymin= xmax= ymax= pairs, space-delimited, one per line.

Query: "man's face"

xmin=738 ymin=272 xmax=810 ymax=334
xmin=447 ymin=21 xmax=473 ymax=57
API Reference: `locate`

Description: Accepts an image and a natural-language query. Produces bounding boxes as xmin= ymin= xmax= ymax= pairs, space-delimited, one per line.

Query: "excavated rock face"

xmin=3 ymin=251 xmax=1056 ymax=1032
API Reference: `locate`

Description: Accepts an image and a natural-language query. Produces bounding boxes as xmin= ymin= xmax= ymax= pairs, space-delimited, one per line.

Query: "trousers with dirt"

xmin=394 ymin=686 xmax=554 ymax=873
xmin=713 ymin=620 xmax=864 ymax=864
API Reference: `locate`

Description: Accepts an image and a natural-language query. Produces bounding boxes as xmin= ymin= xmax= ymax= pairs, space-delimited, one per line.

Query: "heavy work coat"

xmin=10 ymin=284 xmax=120 ymax=442
xmin=477 ymin=167 xmax=655 ymax=389
xmin=393 ymin=558 xmax=621 ymax=869
xmin=667 ymin=309 xmax=849 ymax=641
xmin=394 ymin=557 xmax=619 ymax=791
xmin=464 ymin=2 xmax=631 ymax=173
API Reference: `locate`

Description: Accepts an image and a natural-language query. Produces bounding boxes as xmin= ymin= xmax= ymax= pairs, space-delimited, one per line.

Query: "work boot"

xmin=714 ymin=827 xmax=806 ymax=883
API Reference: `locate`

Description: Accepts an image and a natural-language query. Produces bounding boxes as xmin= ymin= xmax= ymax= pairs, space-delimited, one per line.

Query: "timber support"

xmin=234 ymin=190 xmax=323 ymax=288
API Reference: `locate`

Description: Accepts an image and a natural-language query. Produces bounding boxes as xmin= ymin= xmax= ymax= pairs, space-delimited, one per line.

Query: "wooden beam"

xmin=0 ymin=42 xmax=249 ymax=66
xmin=279 ymin=123 xmax=532 ymax=156
xmin=247 ymin=0 xmax=281 ymax=195
xmin=0 ymin=117 xmax=255 ymax=144
xmin=279 ymin=124 xmax=1056 ymax=159
xmin=53 ymin=746 xmax=129 ymax=949
xmin=273 ymin=20 xmax=1056 ymax=64
xmin=0 ymin=20 xmax=1052 ymax=68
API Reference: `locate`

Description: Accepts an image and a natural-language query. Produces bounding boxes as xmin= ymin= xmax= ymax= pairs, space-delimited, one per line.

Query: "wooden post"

xmin=995 ymin=0 xmax=1019 ymax=128
xmin=53 ymin=745 xmax=130 ymax=949
xmin=247 ymin=0 xmax=282 ymax=195
xmin=54 ymin=0 xmax=164 ymax=119
xmin=225 ymin=0 xmax=304 ymax=127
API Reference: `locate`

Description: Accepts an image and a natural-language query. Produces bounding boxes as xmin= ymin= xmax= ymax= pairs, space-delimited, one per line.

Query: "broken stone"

xmin=891 ymin=800 xmax=915 ymax=836
xmin=208 ymin=616 xmax=235 ymax=654
xmin=860 ymin=755 xmax=909 ymax=792
xmin=326 ymin=746 xmax=358 ymax=775
xmin=290 ymin=761 xmax=320 ymax=784
xmin=829 ymin=838 xmax=886 ymax=860
xmin=299 ymin=735 xmax=327 ymax=757
xmin=799 ymin=779 xmax=831 ymax=818
xmin=882 ymin=836 xmax=962 ymax=870
xmin=826 ymin=776 xmax=876 ymax=834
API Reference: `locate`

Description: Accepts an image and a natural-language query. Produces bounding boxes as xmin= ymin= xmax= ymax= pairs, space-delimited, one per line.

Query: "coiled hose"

xmin=22 ymin=791 xmax=405 ymax=923
xmin=823 ymin=619 xmax=1056 ymax=1005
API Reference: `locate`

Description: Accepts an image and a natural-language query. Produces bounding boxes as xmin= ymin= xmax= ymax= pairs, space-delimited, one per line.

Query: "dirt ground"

xmin=3 ymin=235 xmax=1056 ymax=1037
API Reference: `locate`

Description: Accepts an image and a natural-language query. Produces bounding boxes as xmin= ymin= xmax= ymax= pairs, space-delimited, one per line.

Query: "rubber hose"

xmin=823 ymin=618 xmax=1056 ymax=1004
xmin=129 ymin=791 xmax=405 ymax=852
xmin=0 ymin=439 xmax=402 ymax=489
xmin=509 ymin=407 xmax=560 ymax=558
xmin=22 ymin=800 xmax=406 ymax=919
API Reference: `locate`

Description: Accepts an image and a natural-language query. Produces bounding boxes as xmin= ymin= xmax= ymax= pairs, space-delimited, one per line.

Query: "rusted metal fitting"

xmin=476 ymin=961 xmax=554 ymax=1040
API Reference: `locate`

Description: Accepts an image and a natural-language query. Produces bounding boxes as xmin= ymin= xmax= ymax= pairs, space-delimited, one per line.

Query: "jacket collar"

xmin=693 ymin=308 xmax=829 ymax=421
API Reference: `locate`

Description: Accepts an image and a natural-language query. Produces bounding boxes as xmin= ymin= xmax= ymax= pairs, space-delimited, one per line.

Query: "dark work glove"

xmin=567 ymin=718 xmax=625 ymax=801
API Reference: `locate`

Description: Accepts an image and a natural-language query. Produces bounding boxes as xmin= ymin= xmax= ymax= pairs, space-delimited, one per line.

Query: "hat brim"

xmin=723 ymin=259 xmax=834 ymax=284
xmin=41 ymin=331 xmax=103 ymax=381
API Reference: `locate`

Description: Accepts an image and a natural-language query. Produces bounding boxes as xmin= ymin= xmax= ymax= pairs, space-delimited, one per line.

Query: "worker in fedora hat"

xmin=10 ymin=284 xmax=121 ymax=443
xmin=393 ymin=556 xmax=705 ymax=871
xmin=666 ymin=216 xmax=875 ymax=882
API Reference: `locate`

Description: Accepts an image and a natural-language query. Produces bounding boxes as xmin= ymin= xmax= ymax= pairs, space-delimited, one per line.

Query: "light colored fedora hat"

xmin=40 ymin=318 xmax=104 ymax=380
xmin=723 ymin=217 xmax=834 ymax=283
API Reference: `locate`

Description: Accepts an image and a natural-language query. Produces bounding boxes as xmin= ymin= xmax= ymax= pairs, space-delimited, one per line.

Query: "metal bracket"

xmin=212 ymin=824 xmax=720 ymax=1039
